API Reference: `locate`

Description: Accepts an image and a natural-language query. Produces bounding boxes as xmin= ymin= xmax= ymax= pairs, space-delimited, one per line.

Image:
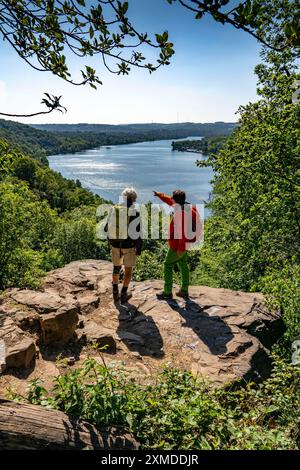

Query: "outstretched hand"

xmin=153 ymin=191 xmax=159 ymax=197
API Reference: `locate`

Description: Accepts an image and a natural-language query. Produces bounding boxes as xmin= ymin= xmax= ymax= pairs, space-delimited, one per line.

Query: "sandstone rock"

xmin=10 ymin=290 xmax=65 ymax=314
xmin=0 ymin=260 xmax=283 ymax=387
xmin=82 ymin=321 xmax=116 ymax=353
xmin=117 ymin=331 xmax=145 ymax=346
xmin=6 ymin=338 xmax=36 ymax=369
xmin=0 ymin=318 xmax=36 ymax=369
xmin=0 ymin=340 xmax=6 ymax=373
xmin=77 ymin=316 xmax=85 ymax=329
xmin=40 ymin=306 xmax=79 ymax=345
xmin=0 ymin=308 xmax=41 ymax=344
xmin=130 ymin=351 xmax=143 ymax=360
xmin=43 ymin=260 xmax=112 ymax=296
xmin=76 ymin=292 xmax=100 ymax=314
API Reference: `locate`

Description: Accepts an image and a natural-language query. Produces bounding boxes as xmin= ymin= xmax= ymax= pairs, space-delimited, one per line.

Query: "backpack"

xmin=184 ymin=203 xmax=201 ymax=243
xmin=106 ymin=204 xmax=131 ymax=242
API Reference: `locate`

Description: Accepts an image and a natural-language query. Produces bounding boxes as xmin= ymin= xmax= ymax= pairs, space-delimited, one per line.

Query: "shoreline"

xmin=47 ymin=135 xmax=204 ymax=158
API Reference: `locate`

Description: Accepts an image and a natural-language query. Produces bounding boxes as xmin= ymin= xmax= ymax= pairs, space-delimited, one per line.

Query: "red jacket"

xmin=156 ymin=192 xmax=202 ymax=252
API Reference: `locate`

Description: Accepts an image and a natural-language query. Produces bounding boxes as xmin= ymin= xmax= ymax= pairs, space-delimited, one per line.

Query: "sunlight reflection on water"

xmin=48 ymin=138 xmax=212 ymax=213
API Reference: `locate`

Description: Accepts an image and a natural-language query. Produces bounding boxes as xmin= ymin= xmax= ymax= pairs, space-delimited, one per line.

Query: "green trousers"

xmin=164 ymin=248 xmax=189 ymax=295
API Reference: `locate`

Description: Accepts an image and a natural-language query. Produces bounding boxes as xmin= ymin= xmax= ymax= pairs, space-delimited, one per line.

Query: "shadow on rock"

xmin=116 ymin=303 xmax=164 ymax=358
xmin=2 ymin=360 xmax=36 ymax=380
xmin=39 ymin=338 xmax=85 ymax=365
xmin=167 ymin=298 xmax=234 ymax=355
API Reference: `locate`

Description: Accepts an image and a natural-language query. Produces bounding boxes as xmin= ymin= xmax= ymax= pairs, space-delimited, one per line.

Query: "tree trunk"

xmin=0 ymin=398 xmax=139 ymax=450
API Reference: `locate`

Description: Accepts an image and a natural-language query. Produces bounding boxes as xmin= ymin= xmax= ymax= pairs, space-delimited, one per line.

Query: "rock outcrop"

xmin=0 ymin=317 xmax=36 ymax=370
xmin=0 ymin=260 xmax=282 ymax=391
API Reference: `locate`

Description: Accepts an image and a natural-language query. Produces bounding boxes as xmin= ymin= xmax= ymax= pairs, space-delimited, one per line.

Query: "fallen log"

xmin=0 ymin=398 xmax=139 ymax=450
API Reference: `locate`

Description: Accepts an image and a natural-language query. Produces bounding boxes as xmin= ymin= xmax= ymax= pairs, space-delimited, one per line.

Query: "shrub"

xmin=134 ymin=250 xmax=164 ymax=282
xmin=10 ymin=356 xmax=300 ymax=450
xmin=50 ymin=207 xmax=111 ymax=264
xmin=258 ymin=262 xmax=300 ymax=358
xmin=0 ymin=179 xmax=57 ymax=288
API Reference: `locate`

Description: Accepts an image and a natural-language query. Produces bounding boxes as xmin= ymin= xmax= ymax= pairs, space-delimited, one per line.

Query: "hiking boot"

xmin=120 ymin=289 xmax=132 ymax=304
xmin=112 ymin=284 xmax=119 ymax=303
xmin=176 ymin=289 xmax=189 ymax=300
xmin=156 ymin=292 xmax=173 ymax=300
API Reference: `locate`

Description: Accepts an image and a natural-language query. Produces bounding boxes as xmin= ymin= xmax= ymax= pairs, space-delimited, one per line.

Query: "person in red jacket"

xmin=154 ymin=189 xmax=201 ymax=300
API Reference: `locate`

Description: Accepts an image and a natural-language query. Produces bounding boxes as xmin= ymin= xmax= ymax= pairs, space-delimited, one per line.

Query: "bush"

xmin=258 ymin=262 xmax=300 ymax=357
xmin=10 ymin=356 xmax=300 ymax=450
xmin=50 ymin=207 xmax=111 ymax=264
xmin=0 ymin=179 xmax=57 ymax=289
xmin=134 ymin=250 xmax=164 ymax=282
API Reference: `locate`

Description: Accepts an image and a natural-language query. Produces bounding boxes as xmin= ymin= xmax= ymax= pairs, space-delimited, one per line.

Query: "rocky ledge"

xmin=0 ymin=260 xmax=283 ymax=391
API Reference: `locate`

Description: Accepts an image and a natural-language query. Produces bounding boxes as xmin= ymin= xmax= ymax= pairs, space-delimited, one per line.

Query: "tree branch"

xmin=0 ymin=93 xmax=67 ymax=118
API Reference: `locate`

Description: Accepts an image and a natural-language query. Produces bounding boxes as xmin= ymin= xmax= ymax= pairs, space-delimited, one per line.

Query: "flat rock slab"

xmin=10 ymin=291 xmax=65 ymax=314
xmin=0 ymin=260 xmax=282 ymax=389
xmin=112 ymin=288 xmax=271 ymax=383
xmin=44 ymin=260 xmax=112 ymax=296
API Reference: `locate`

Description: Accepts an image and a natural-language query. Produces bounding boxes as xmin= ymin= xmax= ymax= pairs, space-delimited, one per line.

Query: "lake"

xmin=48 ymin=138 xmax=213 ymax=208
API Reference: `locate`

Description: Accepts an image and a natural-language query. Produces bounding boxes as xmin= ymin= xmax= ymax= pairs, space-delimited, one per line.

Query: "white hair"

xmin=122 ymin=187 xmax=137 ymax=202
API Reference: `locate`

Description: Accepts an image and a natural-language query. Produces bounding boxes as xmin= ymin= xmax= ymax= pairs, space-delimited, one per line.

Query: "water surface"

xmin=48 ymin=138 xmax=213 ymax=206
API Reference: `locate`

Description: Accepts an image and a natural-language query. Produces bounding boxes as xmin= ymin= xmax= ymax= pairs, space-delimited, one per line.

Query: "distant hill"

xmin=0 ymin=119 xmax=237 ymax=165
xmin=31 ymin=121 xmax=237 ymax=137
xmin=0 ymin=118 xmax=51 ymax=164
xmin=0 ymin=119 xmax=115 ymax=163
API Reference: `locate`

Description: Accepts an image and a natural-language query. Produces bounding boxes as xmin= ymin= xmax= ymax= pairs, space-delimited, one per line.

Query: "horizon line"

xmin=28 ymin=121 xmax=238 ymax=126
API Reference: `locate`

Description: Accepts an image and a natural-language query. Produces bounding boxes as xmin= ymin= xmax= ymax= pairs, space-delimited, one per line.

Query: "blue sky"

xmin=0 ymin=0 xmax=262 ymax=124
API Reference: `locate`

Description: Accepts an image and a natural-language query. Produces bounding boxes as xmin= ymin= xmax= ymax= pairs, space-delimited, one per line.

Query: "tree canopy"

xmin=195 ymin=47 xmax=300 ymax=350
